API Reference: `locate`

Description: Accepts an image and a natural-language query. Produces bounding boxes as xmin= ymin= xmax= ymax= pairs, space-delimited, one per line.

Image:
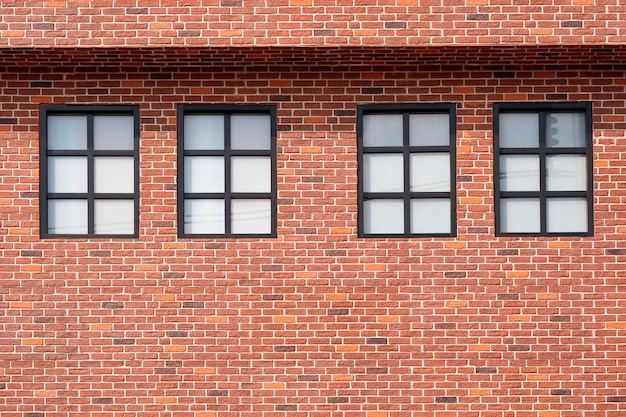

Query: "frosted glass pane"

xmin=409 ymin=113 xmax=450 ymax=146
xmin=48 ymin=157 xmax=87 ymax=193
xmin=363 ymin=154 xmax=403 ymax=193
xmin=363 ymin=199 xmax=404 ymax=234
xmin=499 ymin=113 xmax=539 ymax=148
xmin=547 ymin=155 xmax=587 ymax=191
xmin=184 ymin=199 xmax=225 ymax=234
xmin=231 ymin=199 xmax=271 ymax=234
xmin=363 ymin=114 xmax=403 ymax=147
xmin=47 ymin=115 xmax=87 ymax=150
xmin=94 ymin=200 xmax=134 ymax=234
xmin=547 ymin=198 xmax=587 ymax=233
xmin=410 ymin=153 xmax=450 ymax=192
xmin=546 ymin=112 xmax=586 ymax=148
xmin=184 ymin=156 xmax=224 ymax=193
xmin=94 ymin=115 xmax=134 ymax=150
xmin=94 ymin=157 xmax=134 ymax=193
xmin=231 ymin=156 xmax=271 ymax=193
xmin=500 ymin=198 xmax=540 ymax=233
xmin=48 ymin=199 xmax=88 ymax=234
xmin=231 ymin=114 xmax=271 ymax=150
xmin=411 ymin=198 xmax=451 ymax=234
xmin=184 ymin=115 xmax=224 ymax=150
xmin=499 ymin=155 xmax=540 ymax=192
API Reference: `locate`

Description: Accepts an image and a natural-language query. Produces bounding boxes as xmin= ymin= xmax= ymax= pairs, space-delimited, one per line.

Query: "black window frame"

xmin=493 ymin=102 xmax=594 ymax=237
xmin=357 ymin=103 xmax=457 ymax=238
xmin=177 ymin=104 xmax=277 ymax=238
xmin=39 ymin=105 xmax=140 ymax=238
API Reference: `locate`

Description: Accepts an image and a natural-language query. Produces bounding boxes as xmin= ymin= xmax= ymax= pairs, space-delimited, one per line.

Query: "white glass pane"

xmin=94 ymin=157 xmax=134 ymax=194
xmin=48 ymin=199 xmax=88 ymax=234
xmin=48 ymin=157 xmax=87 ymax=193
xmin=231 ymin=114 xmax=271 ymax=150
xmin=547 ymin=155 xmax=587 ymax=191
xmin=184 ymin=115 xmax=224 ymax=150
xmin=546 ymin=112 xmax=586 ymax=148
xmin=547 ymin=198 xmax=587 ymax=233
xmin=47 ymin=115 xmax=87 ymax=150
xmin=363 ymin=199 xmax=404 ymax=234
xmin=184 ymin=199 xmax=225 ymax=234
xmin=231 ymin=156 xmax=271 ymax=193
xmin=94 ymin=200 xmax=134 ymax=234
xmin=184 ymin=156 xmax=224 ymax=193
xmin=363 ymin=114 xmax=403 ymax=147
xmin=410 ymin=153 xmax=450 ymax=192
xmin=231 ymin=199 xmax=271 ymax=234
xmin=499 ymin=113 xmax=539 ymax=148
xmin=94 ymin=115 xmax=134 ymax=150
xmin=411 ymin=198 xmax=451 ymax=234
xmin=499 ymin=155 xmax=540 ymax=192
xmin=363 ymin=154 xmax=403 ymax=193
xmin=409 ymin=113 xmax=450 ymax=146
xmin=500 ymin=198 xmax=540 ymax=233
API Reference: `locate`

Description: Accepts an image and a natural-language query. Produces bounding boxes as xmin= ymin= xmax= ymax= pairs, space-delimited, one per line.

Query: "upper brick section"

xmin=0 ymin=0 xmax=624 ymax=47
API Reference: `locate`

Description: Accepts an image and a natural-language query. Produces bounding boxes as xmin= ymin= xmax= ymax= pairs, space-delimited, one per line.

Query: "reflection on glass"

xmin=231 ymin=199 xmax=271 ymax=234
xmin=94 ymin=115 xmax=135 ymax=150
xmin=546 ymin=155 xmax=587 ymax=191
xmin=500 ymin=198 xmax=540 ymax=233
xmin=48 ymin=199 xmax=88 ymax=234
xmin=363 ymin=199 xmax=404 ymax=234
xmin=184 ymin=115 xmax=224 ymax=150
xmin=94 ymin=157 xmax=134 ymax=193
xmin=47 ymin=115 xmax=88 ymax=150
xmin=231 ymin=156 xmax=271 ymax=193
xmin=363 ymin=114 xmax=403 ymax=147
xmin=547 ymin=198 xmax=587 ymax=233
xmin=409 ymin=113 xmax=450 ymax=146
xmin=94 ymin=200 xmax=134 ymax=234
xmin=410 ymin=153 xmax=450 ymax=192
xmin=184 ymin=199 xmax=225 ymax=234
xmin=499 ymin=155 xmax=540 ymax=192
xmin=48 ymin=157 xmax=88 ymax=193
xmin=363 ymin=154 xmax=403 ymax=193
xmin=411 ymin=198 xmax=450 ymax=234
xmin=231 ymin=114 xmax=271 ymax=150
xmin=546 ymin=112 xmax=585 ymax=148
xmin=499 ymin=113 xmax=539 ymax=148
xmin=184 ymin=156 xmax=224 ymax=193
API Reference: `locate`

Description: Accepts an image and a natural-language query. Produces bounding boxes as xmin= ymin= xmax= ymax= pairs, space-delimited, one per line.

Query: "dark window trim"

xmin=357 ymin=103 xmax=457 ymax=238
xmin=40 ymin=105 xmax=140 ymax=238
xmin=177 ymin=104 xmax=277 ymax=238
xmin=493 ymin=102 xmax=593 ymax=237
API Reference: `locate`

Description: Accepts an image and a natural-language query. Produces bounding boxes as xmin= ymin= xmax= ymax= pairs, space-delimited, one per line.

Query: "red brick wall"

xmin=0 ymin=0 xmax=624 ymax=47
xmin=1 ymin=46 xmax=626 ymax=416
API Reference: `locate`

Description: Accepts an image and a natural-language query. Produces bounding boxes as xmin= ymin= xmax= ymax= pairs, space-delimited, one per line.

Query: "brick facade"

xmin=1 ymin=3 xmax=626 ymax=417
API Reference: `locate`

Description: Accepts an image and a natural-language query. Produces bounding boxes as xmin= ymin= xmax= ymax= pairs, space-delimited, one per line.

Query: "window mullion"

xmin=403 ymin=113 xmax=411 ymax=236
xmin=224 ymin=114 xmax=232 ymax=235
xmin=87 ymin=114 xmax=95 ymax=236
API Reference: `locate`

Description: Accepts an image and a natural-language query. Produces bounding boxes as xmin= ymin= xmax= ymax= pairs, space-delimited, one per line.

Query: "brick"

xmin=0 ymin=14 xmax=625 ymax=416
xmin=327 ymin=397 xmax=349 ymax=403
xmin=366 ymin=337 xmax=388 ymax=344
xmin=435 ymin=397 xmax=457 ymax=403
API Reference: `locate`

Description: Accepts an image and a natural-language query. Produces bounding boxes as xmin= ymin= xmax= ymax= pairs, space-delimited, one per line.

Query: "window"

xmin=357 ymin=104 xmax=456 ymax=237
xmin=178 ymin=105 xmax=276 ymax=237
xmin=40 ymin=106 xmax=139 ymax=237
xmin=494 ymin=102 xmax=593 ymax=236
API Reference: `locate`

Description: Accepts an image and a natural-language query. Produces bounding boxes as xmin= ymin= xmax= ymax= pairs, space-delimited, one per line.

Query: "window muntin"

xmin=40 ymin=106 xmax=139 ymax=238
xmin=357 ymin=104 xmax=457 ymax=237
xmin=178 ymin=105 xmax=276 ymax=238
xmin=494 ymin=103 xmax=593 ymax=236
